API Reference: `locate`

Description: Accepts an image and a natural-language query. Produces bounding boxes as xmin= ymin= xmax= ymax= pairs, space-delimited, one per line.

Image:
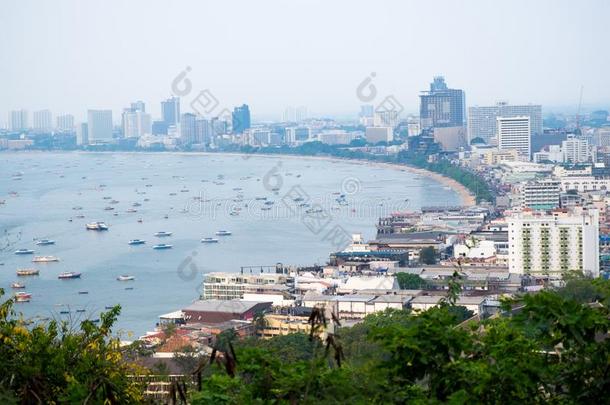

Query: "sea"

xmin=0 ymin=151 xmax=460 ymax=337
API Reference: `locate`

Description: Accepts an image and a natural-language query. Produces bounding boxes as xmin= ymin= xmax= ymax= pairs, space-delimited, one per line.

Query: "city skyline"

xmin=1 ymin=0 xmax=609 ymax=122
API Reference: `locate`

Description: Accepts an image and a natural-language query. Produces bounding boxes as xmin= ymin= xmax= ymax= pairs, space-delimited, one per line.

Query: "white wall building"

xmin=87 ymin=110 xmax=113 ymax=142
xmin=365 ymin=126 xmax=393 ymax=144
xmin=562 ymin=135 xmax=590 ymax=163
xmin=520 ymin=179 xmax=561 ymax=210
xmin=469 ymin=102 xmax=542 ymax=144
xmin=507 ymin=208 xmax=599 ymax=277
xmin=497 ymin=116 xmax=531 ymax=158
xmin=33 ymin=109 xmax=52 ymax=132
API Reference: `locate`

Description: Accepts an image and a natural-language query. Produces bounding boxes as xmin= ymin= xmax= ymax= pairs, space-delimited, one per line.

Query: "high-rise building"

xmin=285 ymin=127 xmax=311 ymax=145
xmin=365 ymin=127 xmax=393 ymax=144
xmin=497 ymin=116 xmax=531 ymax=158
xmin=9 ymin=110 xmax=28 ymax=131
xmin=76 ymin=123 xmax=89 ymax=145
xmin=374 ymin=110 xmax=400 ymax=128
xmin=122 ymin=110 xmax=151 ymax=138
xmin=56 ymin=114 xmax=75 ymax=131
xmin=195 ymin=118 xmax=212 ymax=145
xmin=562 ymin=134 xmax=590 ymax=163
xmin=520 ymin=179 xmax=561 ymax=211
xmin=180 ymin=113 xmax=197 ymax=144
xmin=33 ymin=110 xmax=53 ymax=132
xmin=507 ymin=208 xmax=599 ymax=277
xmin=232 ymin=104 xmax=251 ymax=134
xmin=419 ymin=76 xmax=465 ymax=129
xmin=161 ymin=97 xmax=180 ymax=127
xmin=468 ymin=102 xmax=542 ymax=144
xmin=130 ymin=100 xmax=145 ymax=113
xmin=87 ymin=110 xmax=113 ymax=142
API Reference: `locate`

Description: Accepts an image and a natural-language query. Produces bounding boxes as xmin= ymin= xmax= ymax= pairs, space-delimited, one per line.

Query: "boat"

xmin=201 ymin=237 xmax=219 ymax=243
xmin=104 ymin=206 xmax=114 ymax=211
xmin=58 ymin=272 xmax=81 ymax=279
xmin=35 ymin=239 xmax=55 ymax=246
xmin=17 ymin=269 xmax=39 ymax=276
xmin=264 ymin=201 xmax=274 ymax=206
xmin=76 ymin=309 xmax=86 ymax=313
xmin=132 ymin=202 xmax=142 ymax=207
xmin=128 ymin=239 xmax=146 ymax=246
xmin=125 ymin=287 xmax=134 ymax=290
xmin=154 ymin=231 xmax=172 ymax=237
xmin=117 ymin=275 xmax=135 ymax=281
xmin=86 ymin=222 xmax=109 ymax=231
xmin=78 ymin=291 xmax=89 ymax=294
xmin=215 ymin=230 xmax=232 ymax=236
xmin=110 ymin=199 xmax=120 ymax=204
xmin=15 ymin=292 xmax=32 ymax=302
xmin=32 ymin=256 xmax=59 ymax=262
xmin=152 ymin=244 xmax=173 ymax=250
xmin=14 ymin=249 xmax=35 ymax=255
xmin=59 ymin=310 xmax=70 ymax=314
xmin=255 ymin=197 xmax=267 ymax=201
xmin=11 ymin=282 xmax=25 ymax=289
xmin=126 ymin=208 xmax=137 ymax=213
xmin=137 ymin=218 xmax=143 ymax=223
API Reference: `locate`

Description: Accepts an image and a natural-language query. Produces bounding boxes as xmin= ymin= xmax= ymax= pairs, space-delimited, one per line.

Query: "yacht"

xmin=11 ymin=282 xmax=25 ymax=289
xmin=153 ymin=244 xmax=173 ymax=250
xmin=15 ymin=292 xmax=32 ymax=302
xmin=154 ymin=231 xmax=172 ymax=237
xmin=58 ymin=272 xmax=81 ymax=279
xmin=126 ymin=208 xmax=137 ymax=213
xmin=14 ymin=249 xmax=34 ymax=255
xmin=86 ymin=222 xmax=109 ymax=231
xmin=215 ymin=230 xmax=232 ymax=236
xmin=16 ymin=269 xmax=39 ymax=276
xmin=128 ymin=239 xmax=146 ymax=245
xmin=117 ymin=275 xmax=135 ymax=281
xmin=35 ymin=239 xmax=55 ymax=246
xmin=201 ymin=237 xmax=219 ymax=243
xmin=32 ymin=256 xmax=59 ymax=262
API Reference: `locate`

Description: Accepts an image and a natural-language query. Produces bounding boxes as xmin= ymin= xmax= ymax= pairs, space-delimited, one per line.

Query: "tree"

xmin=395 ymin=273 xmax=429 ymax=289
xmin=419 ymin=246 xmax=437 ymax=264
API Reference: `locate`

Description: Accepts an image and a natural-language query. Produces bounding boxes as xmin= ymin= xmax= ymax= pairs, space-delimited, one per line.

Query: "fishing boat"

xmin=201 ymin=237 xmax=219 ymax=243
xmin=117 ymin=275 xmax=135 ymax=281
xmin=154 ymin=231 xmax=172 ymax=237
xmin=32 ymin=256 xmax=59 ymax=262
xmin=152 ymin=244 xmax=173 ymax=250
xmin=35 ymin=239 xmax=55 ymax=246
xmin=14 ymin=249 xmax=34 ymax=255
xmin=215 ymin=230 xmax=232 ymax=236
xmin=58 ymin=272 xmax=81 ymax=279
xmin=86 ymin=222 xmax=109 ymax=231
xmin=15 ymin=292 xmax=32 ymax=302
xmin=16 ymin=269 xmax=39 ymax=276
xmin=128 ymin=239 xmax=146 ymax=245
xmin=11 ymin=282 xmax=25 ymax=289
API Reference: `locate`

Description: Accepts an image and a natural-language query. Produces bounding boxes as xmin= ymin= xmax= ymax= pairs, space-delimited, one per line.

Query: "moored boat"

xmin=215 ymin=230 xmax=232 ymax=236
xmin=11 ymin=282 xmax=25 ymax=289
xmin=128 ymin=239 xmax=146 ymax=245
xmin=152 ymin=244 xmax=173 ymax=250
xmin=58 ymin=272 xmax=81 ymax=279
xmin=17 ymin=269 xmax=39 ymax=276
xmin=86 ymin=222 xmax=109 ymax=231
xmin=15 ymin=292 xmax=32 ymax=302
xmin=14 ymin=249 xmax=34 ymax=255
xmin=32 ymin=255 xmax=59 ymax=263
xmin=154 ymin=231 xmax=172 ymax=237
xmin=35 ymin=239 xmax=55 ymax=246
xmin=117 ymin=275 xmax=135 ymax=281
xmin=201 ymin=237 xmax=219 ymax=243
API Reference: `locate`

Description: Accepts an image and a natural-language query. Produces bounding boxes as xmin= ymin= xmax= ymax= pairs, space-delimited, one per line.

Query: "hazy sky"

xmin=1 ymin=0 xmax=609 ymax=122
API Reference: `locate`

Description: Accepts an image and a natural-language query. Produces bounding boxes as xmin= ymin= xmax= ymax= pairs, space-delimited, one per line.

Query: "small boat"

xmin=137 ymin=218 xmax=143 ymax=223
xmin=15 ymin=292 xmax=32 ymax=302
xmin=86 ymin=222 xmax=109 ymax=231
xmin=126 ymin=208 xmax=137 ymax=213
xmin=58 ymin=272 xmax=81 ymax=279
xmin=132 ymin=202 xmax=142 ymax=207
xmin=11 ymin=282 xmax=25 ymax=289
xmin=72 ymin=206 xmax=83 ymax=210
xmin=17 ymin=269 xmax=39 ymax=276
xmin=117 ymin=275 xmax=135 ymax=281
xmin=78 ymin=291 xmax=89 ymax=295
xmin=255 ymin=197 xmax=267 ymax=201
xmin=76 ymin=309 xmax=86 ymax=313
xmin=32 ymin=256 xmax=59 ymax=263
xmin=110 ymin=200 xmax=120 ymax=204
xmin=201 ymin=237 xmax=219 ymax=243
xmin=59 ymin=310 xmax=70 ymax=314
xmin=264 ymin=201 xmax=274 ymax=206
xmin=104 ymin=206 xmax=114 ymax=211
xmin=152 ymin=244 xmax=173 ymax=250
xmin=154 ymin=231 xmax=172 ymax=237
xmin=169 ymin=192 xmax=177 ymax=196
xmin=125 ymin=287 xmax=134 ymax=290
xmin=128 ymin=239 xmax=146 ymax=245
xmin=104 ymin=306 xmax=114 ymax=310
xmin=35 ymin=239 xmax=55 ymax=246
xmin=14 ymin=249 xmax=34 ymax=255
xmin=215 ymin=230 xmax=232 ymax=236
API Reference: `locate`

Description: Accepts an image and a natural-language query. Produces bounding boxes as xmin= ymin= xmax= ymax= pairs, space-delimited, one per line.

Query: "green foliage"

xmin=396 ymin=272 xmax=430 ymax=289
xmin=419 ymin=246 xmax=438 ymax=264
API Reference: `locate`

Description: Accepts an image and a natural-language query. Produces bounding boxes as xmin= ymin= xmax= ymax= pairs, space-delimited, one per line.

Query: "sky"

xmin=1 ymin=0 xmax=609 ymax=122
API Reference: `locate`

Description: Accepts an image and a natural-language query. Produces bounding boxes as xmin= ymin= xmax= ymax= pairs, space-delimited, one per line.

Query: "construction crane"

xmin=575 ymin=85 xmax=584 ymax=134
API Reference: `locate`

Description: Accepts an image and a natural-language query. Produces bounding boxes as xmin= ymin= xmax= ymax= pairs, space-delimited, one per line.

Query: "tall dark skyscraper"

xmin=419 ymin=76 xmax=465 ymax=130
xmin=161 ymin=97 xmax=180 ymax=127
xmin=232 ymin=104 xmax=251 ymax=134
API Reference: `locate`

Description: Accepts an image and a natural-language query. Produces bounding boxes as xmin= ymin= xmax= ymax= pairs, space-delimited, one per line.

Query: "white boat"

xmin=35 ymin=239 xmax=55 ymax=246
xmin=32 ymin=256 xmax=59 ymax=263
xmin=215 ymin=230 xmax=232 ymax=236
xmin=128 ymin=239 xmax=146 ymax=245
xmin=201 ymin=237 xmax=219 ymax=243
xmin=14 ymin=249 xmax=34 ymax=255
xmin=154 ymin=231 xmax=172 ymax=237
xmin=153 ymin=244 xmax=173 ymax=250
xmin=11 ymin=282 xmax=25 ymax=289
xmin=58 ymin=272 xmax=81 ymax=279
xmin=16 ymin=269 xmax=39 ymax=276
xmin=117 ymin=275 xmax=135 ymax=281
xmin=15 ymin=292 xmax=32 ymax=302
xmin=86 ymin=222 xmax=109 ymax=231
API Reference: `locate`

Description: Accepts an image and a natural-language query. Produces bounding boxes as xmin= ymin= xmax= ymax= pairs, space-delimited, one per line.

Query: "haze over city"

xmin=1 ymin=0 xmax=609 ymax=121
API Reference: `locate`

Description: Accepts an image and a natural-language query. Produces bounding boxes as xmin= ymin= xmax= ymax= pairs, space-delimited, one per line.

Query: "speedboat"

xmin=126 ymin=208 xmax=137 ymax=213
xmin=215 ymin=230 xmax=232 ymax=236
xmin=16 ymin=269 xmax=39 ymax=276
xmin=58 ymin=272 xmax=81 ymax=279
xmin=78 ymin=291 xmax=89 ymax=294
xmin=128 ymin=239 xmax=146 ymax=245
xmin=14 ymin=292 xmax=32 ymax=302
xmin=153 ymin=244 xmax=173 ymax=250
xmin=117 ymin=275 xmax=135 ymax=281
xmin=36 ymin=239 xmax=55 ymax=246
xmin=32 ymin=256 xmax=59 ymax=262
xmin=14 ymin=249 xmax=34 ymax=255
xmin=86 ymin=222 xmax=109 ymax=231
xmin=104 ymin=206 xmax=114 ymax=211
xmin=11 ymin=282 xmax=25 ymax=289
xmin=201 ymin=237 xmax=219 ymax=243
xmin=154 ymin=231 xmax=172 ymax=237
